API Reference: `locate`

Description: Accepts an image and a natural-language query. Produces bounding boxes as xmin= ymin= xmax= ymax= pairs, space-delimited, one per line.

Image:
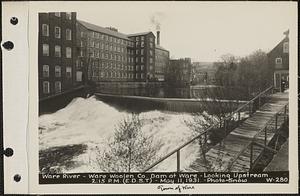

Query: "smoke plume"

xmin=150 ymin=12 xmax=165 ymax=31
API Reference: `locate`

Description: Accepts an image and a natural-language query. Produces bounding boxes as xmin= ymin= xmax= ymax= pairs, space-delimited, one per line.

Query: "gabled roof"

xmin=127 ymin=31 xmax=154 ymax=37
xmin=268 ymin=36 xmax=289 ymax=55
xmin=77 ymin=20 xmax=130 ymax=40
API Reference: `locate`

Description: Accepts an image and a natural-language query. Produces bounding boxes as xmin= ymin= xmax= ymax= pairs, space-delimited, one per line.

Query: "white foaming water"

xmin=39 ymin=96 xmax=201 ymax=172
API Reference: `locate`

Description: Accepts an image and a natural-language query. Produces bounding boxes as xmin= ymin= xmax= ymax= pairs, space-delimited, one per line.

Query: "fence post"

xmin=264 ymin=127 xmax=267 ymax=146
xmin=238 ymin=111 xmax=241 ymax=122
xmin=258 ymin=96 xmax=261 ymax=109
xmin=204 ymin=132 xmax=207 ymax=152
xmin=250 ymin=143 xmax=253 ymax=170
xmin=224 ymin=119 xmax=227 ymax=135
xmin=275 ymin=113 xmax=278 ymax=132
xmin=249 ymin=101 xmax=252 ymax=117
xmin=177 ymin=150 xmax=180 ymax=172
xmin=284 ymin=105 xmax=287 ymax=122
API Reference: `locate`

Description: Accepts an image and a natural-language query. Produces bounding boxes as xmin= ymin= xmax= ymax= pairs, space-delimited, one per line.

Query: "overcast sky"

xmin=51 ymin=1 xmax=295 ymax=62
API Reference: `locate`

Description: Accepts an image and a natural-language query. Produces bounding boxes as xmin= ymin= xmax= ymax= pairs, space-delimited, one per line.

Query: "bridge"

xmin=142 ymin=86 xmax=289 ymax=172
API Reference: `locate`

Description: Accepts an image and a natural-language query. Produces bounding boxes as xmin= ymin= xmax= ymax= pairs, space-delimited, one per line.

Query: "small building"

xmin=191 ymin=62 xmax=216 ymax=85
xmin=38 ymin=12 xmax=78 ymax=99
xmin=166 ymin=58 xmax=192 ymax=87
xmin=268 ymin=30 xmax=289 ymax=92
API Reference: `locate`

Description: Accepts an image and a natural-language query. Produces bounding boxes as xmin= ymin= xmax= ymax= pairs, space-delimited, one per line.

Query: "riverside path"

xmin=188 ymin=91 xmax=289 ymax=172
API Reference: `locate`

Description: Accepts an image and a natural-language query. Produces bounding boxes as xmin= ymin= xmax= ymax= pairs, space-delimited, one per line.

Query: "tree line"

xmin=214 ymin=49 xmax=273 ymax=99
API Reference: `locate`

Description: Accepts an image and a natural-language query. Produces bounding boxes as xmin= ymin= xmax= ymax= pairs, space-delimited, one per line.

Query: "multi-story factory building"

xmin=127 ymin=32 xmax=156 ymax=81
xmin=39 ymin=14 xmax=170 ymax=100
xmin=38 ymin=12 xmax=77 ymax=99
xmin=76 ymin=20 xmax=169 ymax=83
xmin=76 ymin=20 xmax=135 ymax=83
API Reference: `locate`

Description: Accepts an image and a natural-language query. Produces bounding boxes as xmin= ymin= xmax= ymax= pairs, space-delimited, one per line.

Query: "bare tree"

xmin=94 ymin=114 xmax=162 ymax=172
xmin=184 ymin=87 xmax=240 ymax=170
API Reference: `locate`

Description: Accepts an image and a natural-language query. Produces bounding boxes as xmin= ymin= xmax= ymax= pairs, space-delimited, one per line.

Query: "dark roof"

xmin=155 ymin=45 xmax=168 ymax=52
xmin=127 ymin=31 xmax=153 ymax=37
xmin=268 ymin=36 xmax=289 ymax=55
xmin=77 ymin=20 xmax=130 ymax=40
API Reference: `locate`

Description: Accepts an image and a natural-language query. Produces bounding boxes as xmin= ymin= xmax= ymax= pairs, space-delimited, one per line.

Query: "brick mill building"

xmin=38 ymin=12 xmax=78 ymax=99
xmin=76 ymin=20 xmax=135 ymax=83
xmin=38 ymin=12 xmax=170 ymax=100
xmin=155 ymin=34 xmax=170 ymax=82
xmin=127 ymin=32 xmax=156 ymax=81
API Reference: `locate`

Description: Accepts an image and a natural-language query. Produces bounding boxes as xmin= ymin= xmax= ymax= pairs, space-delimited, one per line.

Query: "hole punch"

xmin=4 ymin=148 xmax=14 ymax=157
xmin=14 ymin=174 xmax=21 ymax=182
xmin=10 ymin=17 xmax=18 ymax=25
xmin=2 ymin=41 xmax=14 ymax=50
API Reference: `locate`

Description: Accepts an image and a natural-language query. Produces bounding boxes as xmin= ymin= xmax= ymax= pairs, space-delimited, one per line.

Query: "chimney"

xmin=157 ymin=31 xmax=160 ymax=45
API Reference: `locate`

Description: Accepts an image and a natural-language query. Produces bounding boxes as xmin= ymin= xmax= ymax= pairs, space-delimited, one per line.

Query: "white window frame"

xmin=54 ymin=45 xmax=61 ymax=57
xmin=54 ymin=12 xmax=61 ymax=17
xmin=42 ymin=65 xmax=49 ymax=77
xmin=66 ymin=12 xmax=72 ymax=20
xmin=43 ymin=81 xmax=50 ymax=94
xmin=66 ymin=47 xmax=72 ymax=58
xmin=66 ymin=29 xmax=72 ymax=40
xmin=42 ymin=24 xmax=49 ymax=36
xmin=54 ymin=81 xmax=62 ymax=93
xmin=42 ymin=44 xmax=49 ymax=56
xmin=66 ymin=67 xmax=72 ymax=78
xmin=275 ymin=57 xmax=282 ymax=65
xmin=283 ymin=42 xmax=289 ymax=53
xmin=55 ymin=66 xmax=61 ymax=77
xmin=54 ymin=26 xmax=61 ymax=39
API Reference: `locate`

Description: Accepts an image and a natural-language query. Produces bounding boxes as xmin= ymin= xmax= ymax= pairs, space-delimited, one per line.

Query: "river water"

xmin=39 ymin=96 xmax=206 ymax=173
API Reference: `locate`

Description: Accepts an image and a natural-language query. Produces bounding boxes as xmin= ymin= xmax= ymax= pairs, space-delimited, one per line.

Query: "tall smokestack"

xmin=157 ymin=31 xmax=160 ymax=45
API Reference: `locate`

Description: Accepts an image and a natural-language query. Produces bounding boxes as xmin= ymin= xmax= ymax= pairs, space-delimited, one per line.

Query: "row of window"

xmin=80 ymin=50 xmax=133 ymax=62
xmin=92 ymin=71 xmax=145 ymax=80
xmin=42 ymin=44 xmax=72 ymax=58
xmin=81 ymin=31 xmax=134 ymax=47
xmin=94 ymin=64 xmax=147 ymax=71
xmin=92 ymin=63 xmax=135 ymax=71
xmin=76 ymin=60 xmax=149 ymax=72
xmin=85 ymin=41 xmax=128 ymax=54
xmin=42 ymin=81 xmax=61 ymax=94
xmin=54 ymin=12 xmax=72 ymax=20
xmin=132 ymin=35 xmax=155 ymax=43
xmin=42 ymin=65 xmax=72 ymax=78
xmin=42 ymin=24 xmax=72 ymax=40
